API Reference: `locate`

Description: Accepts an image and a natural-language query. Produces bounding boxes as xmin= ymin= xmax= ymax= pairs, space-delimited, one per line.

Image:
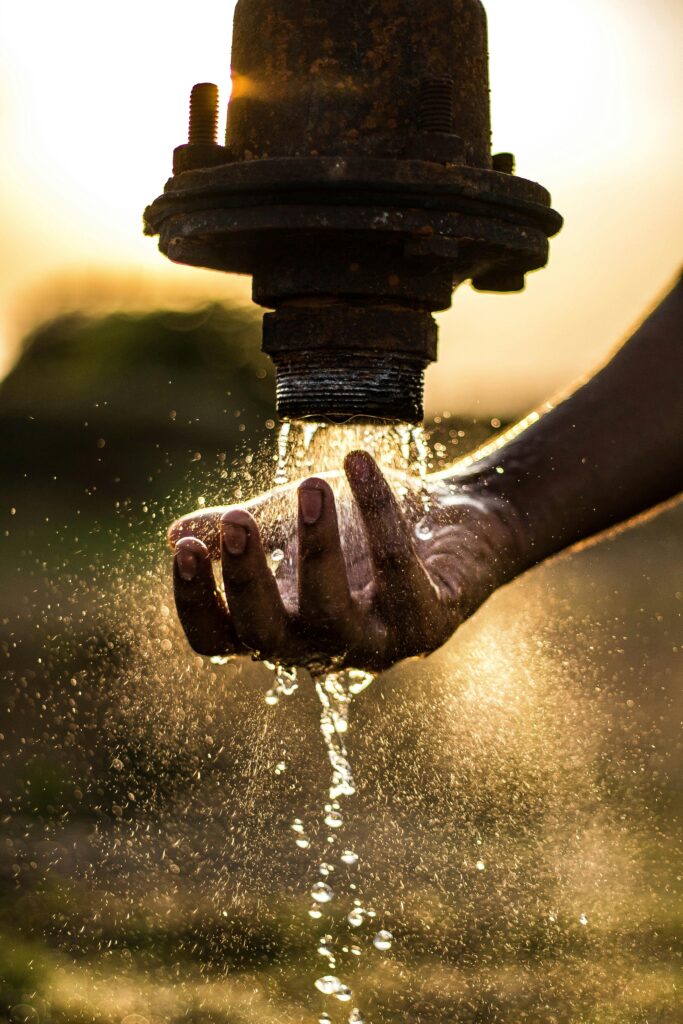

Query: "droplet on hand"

xmin=415 ymin=518 xmax=433 ymax=541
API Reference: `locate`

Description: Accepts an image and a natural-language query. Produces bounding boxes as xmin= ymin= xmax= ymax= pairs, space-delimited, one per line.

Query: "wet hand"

xmin=168 ymin=451 xmax=523 ymax=672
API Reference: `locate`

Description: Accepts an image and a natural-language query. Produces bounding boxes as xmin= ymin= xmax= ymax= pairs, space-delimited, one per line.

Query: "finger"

xmin=344 ymin=451 xmax=443 ymax=635
xmin=221 ymin=510 xmax=291 ymax=657
xmin=169 ymin=509 xmax=224 ymax=558
xmin=168 ymin=491 xmax=294 ymax=559
xmin=173 ymin=537 xmax=242 ymax=656
xmin=297 ymin=478 xmax=358 ymax=645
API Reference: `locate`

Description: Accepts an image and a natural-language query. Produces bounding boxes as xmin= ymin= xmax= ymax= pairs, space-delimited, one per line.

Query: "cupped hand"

xmin=168 ymin=451 xmax=524 ymax=672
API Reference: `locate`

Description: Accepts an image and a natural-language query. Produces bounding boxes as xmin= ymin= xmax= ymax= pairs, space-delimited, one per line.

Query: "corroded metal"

xmin=145 ymin=0 xmax=562 ymax=422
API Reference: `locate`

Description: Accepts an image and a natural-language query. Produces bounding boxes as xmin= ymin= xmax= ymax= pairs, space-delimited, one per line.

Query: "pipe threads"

xmin=273 ymin=350 xmax=427 ymax=423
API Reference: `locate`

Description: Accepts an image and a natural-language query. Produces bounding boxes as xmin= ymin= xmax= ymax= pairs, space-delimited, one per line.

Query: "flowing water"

xmin=258 ymin=420 xmax=430 ymax=1021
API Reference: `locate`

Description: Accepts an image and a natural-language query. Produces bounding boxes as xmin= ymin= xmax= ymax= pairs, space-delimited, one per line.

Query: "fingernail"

xmin=223 ymin=521 xmax=248 ymax=556
xmin=176 ymin=546 xmax=198 ymax=581
xmin=345 ymin=450 xmax=373 ymax=485
xmin=299 ymin=485 xmax=323 ymax=525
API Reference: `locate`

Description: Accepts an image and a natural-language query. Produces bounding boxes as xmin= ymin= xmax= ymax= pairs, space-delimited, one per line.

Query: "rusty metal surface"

xmin=272 ymin=350 xmax=430 ymax=422
xmin=229 ymin=0 xmax=491 ymax=167
xmin=144 ymin=0 xmax=563 ymax=421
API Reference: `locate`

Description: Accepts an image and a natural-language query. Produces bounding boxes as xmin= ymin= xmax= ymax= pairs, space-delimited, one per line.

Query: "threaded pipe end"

xmin=272 ymin=350 xmax=427 ymax=423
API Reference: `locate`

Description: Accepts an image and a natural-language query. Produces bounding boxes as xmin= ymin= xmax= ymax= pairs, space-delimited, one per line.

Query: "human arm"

xmin=450 ymin=271 xmax=683 ymax=567
xmin=169 ymin=273 xmax=683 ymax=671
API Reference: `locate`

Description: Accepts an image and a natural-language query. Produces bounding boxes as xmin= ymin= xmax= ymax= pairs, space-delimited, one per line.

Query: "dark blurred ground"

xmin=0 ymin=306 xmax=680 ymax=1023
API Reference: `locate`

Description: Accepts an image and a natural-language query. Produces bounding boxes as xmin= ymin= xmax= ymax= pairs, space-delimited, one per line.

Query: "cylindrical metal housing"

xmin=144 ymin=0 xmax=562 ymax=422
xmin=228 ymin=0 xmax=491 ymax=167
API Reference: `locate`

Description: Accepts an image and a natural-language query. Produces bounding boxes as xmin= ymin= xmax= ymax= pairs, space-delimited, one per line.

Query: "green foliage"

xmin=0 ymin=932 xmax=50 ymax=1015
xmin=0 ymin=303 xmax=275 ymax=508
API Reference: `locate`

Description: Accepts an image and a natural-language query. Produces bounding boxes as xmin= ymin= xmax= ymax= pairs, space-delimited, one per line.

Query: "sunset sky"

xmin=0 ymin=0 xmax=681 ymax=416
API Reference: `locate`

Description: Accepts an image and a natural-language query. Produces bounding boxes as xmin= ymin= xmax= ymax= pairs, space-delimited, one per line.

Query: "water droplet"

xmin=315 ymin=975 xmax=341 ymax=995
xmin=347 ymin=669 xmax=375 ymax=695
xmin=274 ymin=664 xmax=299 ymax=695
xmin=373 ymin=929 xmax=393 ymax=951
xmin=270 ymin=548 xmax=285 ymax=563
xmin=111 ymin=758 xmax=124 ymax=771
xmin=309 ymin=906 xmax=323 ymax=920
xmin=579 ymin=913 xmax=588 ymax=926
xmin=349 ymin=1010 xmax=365 ymax=1023
xmin=335 ymin=985 xmax=352 ymax=1003
xmin=347 ymin=909 xmax=364 ymax=928
xmin=476 ymin=860 xmax=486 ymax=871
xmin=341 ymin=849 xmax=358 ymax=865
xmin=292 ymin=818 xmax=305 ymax=834
xmin=264 ymin=689 xmax=279 ymax=706
xmin=415 ymin=518 xmax=433 ymax=541
xmin=319 ymin=862 xmax=335 ymax=877
xmin=295 ymin=838 xmax=310 ymax=850
xmin=319 ymin=1015 xmax=332 ymax=1024
xmin=324 ymin=810 xmax=343 ymax=829
xmin=311 ymin=882 xmax=334 ymax=904
xmin=350 ymin=944 xmax=362 ymax=957
xmin=274 ymin=761 xmax=286 ymax=775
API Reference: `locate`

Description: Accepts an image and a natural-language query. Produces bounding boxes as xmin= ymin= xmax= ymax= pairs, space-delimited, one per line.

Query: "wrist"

xmin=426 ymin=470 xmax=534 ymax=592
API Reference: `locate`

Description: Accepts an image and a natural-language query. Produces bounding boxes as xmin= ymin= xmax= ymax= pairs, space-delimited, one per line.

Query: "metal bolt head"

xmin=492 ymin=152 xmax=516 ymax=174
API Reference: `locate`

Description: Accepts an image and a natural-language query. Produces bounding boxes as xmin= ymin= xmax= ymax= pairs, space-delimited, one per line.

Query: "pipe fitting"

xmin=145 ymin=1 xmax=562 ymax=422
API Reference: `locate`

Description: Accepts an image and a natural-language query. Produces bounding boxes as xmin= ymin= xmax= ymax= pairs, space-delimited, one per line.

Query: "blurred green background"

xmin=0 ymin=304 xmax=681 ymax=1023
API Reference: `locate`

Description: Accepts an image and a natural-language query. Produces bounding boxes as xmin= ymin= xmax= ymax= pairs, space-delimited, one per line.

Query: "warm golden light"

xmin=0 ymin=0 xmax=681 ymax=413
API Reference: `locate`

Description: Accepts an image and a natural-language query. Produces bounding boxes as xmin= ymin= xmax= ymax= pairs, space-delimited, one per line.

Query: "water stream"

xmin=259 ymin=419 xmax=429 ymax=1021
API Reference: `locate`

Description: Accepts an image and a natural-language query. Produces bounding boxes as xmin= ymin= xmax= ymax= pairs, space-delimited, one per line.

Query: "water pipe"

xmin=144 ymin=0 xmax=562 ymax=423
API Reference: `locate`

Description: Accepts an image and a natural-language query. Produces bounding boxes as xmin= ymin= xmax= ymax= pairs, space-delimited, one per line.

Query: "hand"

xmin=168 ymin=451 xmax=525 ymax=672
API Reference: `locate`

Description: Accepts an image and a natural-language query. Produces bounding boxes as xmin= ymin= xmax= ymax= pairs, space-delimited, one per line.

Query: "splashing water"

xmin=259 ymin=419 xmax=421 ymax=1019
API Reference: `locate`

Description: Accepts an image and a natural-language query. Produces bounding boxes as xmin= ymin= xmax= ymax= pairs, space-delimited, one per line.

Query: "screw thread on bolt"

xmin=188 ymin=83 xmax=219 ymax=144
xmin=419 ymin=77 xmax=454 ymax=133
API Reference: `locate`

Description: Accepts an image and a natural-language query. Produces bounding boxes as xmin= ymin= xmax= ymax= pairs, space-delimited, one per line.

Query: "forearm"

xmin=441 ymin=273 xmax=683 ymax=570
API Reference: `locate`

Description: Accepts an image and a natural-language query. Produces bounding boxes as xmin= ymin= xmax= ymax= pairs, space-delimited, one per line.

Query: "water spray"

xmin=144 ymin=0 xmax=562 ymax=423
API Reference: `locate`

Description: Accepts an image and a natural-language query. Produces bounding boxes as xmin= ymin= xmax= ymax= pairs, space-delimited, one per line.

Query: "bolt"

xmin=188 ymin=83 xmax=219 ymax=145
xmin=419 ymin=77 xmax=454 ymax=134
xmin=472 ymin=270 xmax=525 ymax=293
xmin=492 ymin=152 xmax=515 ymax=174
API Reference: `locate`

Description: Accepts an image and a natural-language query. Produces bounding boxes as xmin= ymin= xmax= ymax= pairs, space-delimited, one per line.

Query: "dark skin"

xmin=169 ymin=273 xmax=683 ymax=672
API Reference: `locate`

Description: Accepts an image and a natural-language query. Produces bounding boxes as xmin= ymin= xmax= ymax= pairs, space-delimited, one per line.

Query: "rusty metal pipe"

xmin=145 ymin=0 xmax=562 ymax=422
